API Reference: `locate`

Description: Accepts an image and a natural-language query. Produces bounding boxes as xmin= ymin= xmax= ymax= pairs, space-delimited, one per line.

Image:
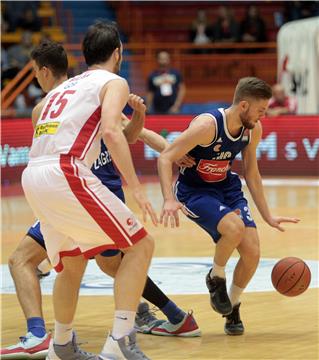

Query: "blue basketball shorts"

xmin=26 ymin=187 xmax=125 ymax=257
xmin=175 ymin=180 xmax=256 ymax=243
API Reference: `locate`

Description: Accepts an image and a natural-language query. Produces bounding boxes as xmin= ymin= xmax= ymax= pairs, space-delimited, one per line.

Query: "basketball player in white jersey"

xmin=22 ymin=21 xmax=157 ymax=360
xmin=2 ymin=40 xmax=199 ymax=360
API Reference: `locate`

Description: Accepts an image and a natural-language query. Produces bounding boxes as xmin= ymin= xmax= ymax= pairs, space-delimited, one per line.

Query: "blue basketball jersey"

xmin=177 ymin=108 xmax=251 ymax=188
xmin=91 ymin=140 xmax=122 ymax=191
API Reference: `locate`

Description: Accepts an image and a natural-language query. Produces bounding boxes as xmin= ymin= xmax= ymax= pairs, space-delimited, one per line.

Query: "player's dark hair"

xmin=233 ymin=77 xmax=272 ymax=104
xmin=31 ymin=41 xmax=68 ymax=78
xmin=82 ymin=21 xmax=121 ymax=66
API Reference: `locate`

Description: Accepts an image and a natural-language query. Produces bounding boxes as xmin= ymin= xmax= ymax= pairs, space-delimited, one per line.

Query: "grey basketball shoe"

xmin=46 ymin=332 xmax=102 ymax=360
xmin=134 ymin=302 xmax=165 ymax=334
xmin=100 ymin=330 xmax=150 ymax=360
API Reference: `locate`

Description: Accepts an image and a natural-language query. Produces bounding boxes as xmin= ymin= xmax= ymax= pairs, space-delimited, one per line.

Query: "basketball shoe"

xmin=0 ymin=332 xmax=51 ymax=359
xmin=100 ymin=330 xmax=150 ymax=360
xmin=223 ymin=302 xmax=244 ymax=335
xmin=150 ymin=311 xmax=201 ymax=337
xmin=46 ymin=332 xmax=101 ymax=360
xmin=205 ymin=269 xmax=232 ymax=315
xmin=134 ymin=302 xmax=165 ymax=334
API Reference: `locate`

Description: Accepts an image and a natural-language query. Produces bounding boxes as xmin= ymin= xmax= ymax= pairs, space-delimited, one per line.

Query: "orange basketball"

xmin=271 ymin=257 xmax=311 ymax=297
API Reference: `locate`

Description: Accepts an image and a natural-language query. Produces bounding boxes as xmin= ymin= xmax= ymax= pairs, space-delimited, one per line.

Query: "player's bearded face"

xmin=239 ymin=105 xmax=256 ymax=129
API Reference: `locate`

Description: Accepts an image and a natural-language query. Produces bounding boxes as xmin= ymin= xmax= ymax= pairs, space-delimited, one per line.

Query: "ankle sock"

xmin=211 ymin=262 xmax=226 ymax=279
xmin=229 ymin=283 xmax=244 ymax=306
xmin=54 ymin=321 xmax=73 ymax=345
xmin=112 ymin=310 xmax=135 ymax=340
xmin=27 ymin=317 xmax=46 ymax=338
xmin=161 ymin=300 xmax=186 ymax=325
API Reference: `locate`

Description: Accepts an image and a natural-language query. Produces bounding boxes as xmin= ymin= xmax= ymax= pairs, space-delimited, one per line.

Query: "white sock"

xmin=211 ymin=261 xmax=226 ymax=279
xmin=54 ymin=321 xmax=73 ymax=345
xmin=111 ymin=310 xmax=136 ymax=340
xmin=229 ymin=283 xmax=244 ymax=306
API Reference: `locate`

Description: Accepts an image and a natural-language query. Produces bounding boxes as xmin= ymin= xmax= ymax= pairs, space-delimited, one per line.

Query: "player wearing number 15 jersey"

xmin=22 ymin=21 xmax=157 ymax=359
xmin=158 ymin=77 xmax=299 ymax=336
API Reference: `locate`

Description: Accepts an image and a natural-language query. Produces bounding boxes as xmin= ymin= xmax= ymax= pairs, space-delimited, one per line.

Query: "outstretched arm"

xmin=158 ymin=114 xmax=215 ymax=227
xmin=100 ymin=79 xmax=157 ymax=225
xmin=138 ymin=128 xmax=168 ymax=152
xmin=242 ymin=122 xmax=299 ymax=231
xmin=122 ymin=94 xmax=146 ymax=144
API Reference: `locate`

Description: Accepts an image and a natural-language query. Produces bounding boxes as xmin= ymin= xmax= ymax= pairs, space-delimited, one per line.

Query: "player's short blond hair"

xmin=233 ymin=77 xmax=272 ymax=104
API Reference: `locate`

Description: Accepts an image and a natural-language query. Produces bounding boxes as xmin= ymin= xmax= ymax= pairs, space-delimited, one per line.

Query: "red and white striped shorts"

xmin=22 ymin=155 xmax=147 ymax=272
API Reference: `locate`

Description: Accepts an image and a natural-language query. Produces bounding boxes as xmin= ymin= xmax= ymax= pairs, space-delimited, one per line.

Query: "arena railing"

xmin=1 ymin=41 xmax=277 ymax=110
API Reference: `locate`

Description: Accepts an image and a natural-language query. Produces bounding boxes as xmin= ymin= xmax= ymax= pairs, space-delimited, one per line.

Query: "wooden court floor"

xmin=1 ymin=181 xmax=318 ymax=359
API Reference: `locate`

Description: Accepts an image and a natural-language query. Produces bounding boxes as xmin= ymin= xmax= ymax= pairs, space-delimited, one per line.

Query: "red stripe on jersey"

xmin=68 ymin=106 xmax=101 ymax=158
xmin=60 ymin=154 xmax=147 ymax=251
xmin=54 ymin=245 xmax=119 ymax=272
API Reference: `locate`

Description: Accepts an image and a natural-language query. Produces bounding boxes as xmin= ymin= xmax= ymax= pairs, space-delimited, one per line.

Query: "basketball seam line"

xmin=283 ymin=264 xmax=307 ymax=295
xmin=274 ymin=261 xmax=303 ymax=288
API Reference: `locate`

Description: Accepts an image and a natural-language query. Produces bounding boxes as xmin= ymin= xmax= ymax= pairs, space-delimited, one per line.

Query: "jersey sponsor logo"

xmin=196 ymin=159 xmax=230 ymax=182
xmin=93 ymin=150 xmax=112 ymax=170
xmin=216 ymin=137 xmax=223 ymax=143
xmin=127 ymin=217 xmax=134 ymax=226
xmin=34 ymin=122 xmax=60 ymax=138
xmin=219 ymin=205 xmax=226 ymax=211
xmin=126 ymin=217 xmax=138 ymax=230
xmin=212 ymin=151 xmax=232 ymax=160
xmin=213 ymin=144 xmax=222 ymax=152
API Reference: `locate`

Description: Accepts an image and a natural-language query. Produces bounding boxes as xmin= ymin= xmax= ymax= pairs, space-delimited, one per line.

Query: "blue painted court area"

xmin=1 ymin=257 xmax=318 ymax=296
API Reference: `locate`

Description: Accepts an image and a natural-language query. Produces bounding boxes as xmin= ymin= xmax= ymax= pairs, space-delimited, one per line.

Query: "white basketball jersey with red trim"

xmin=29 ymin=69 xmax=122 ymax=167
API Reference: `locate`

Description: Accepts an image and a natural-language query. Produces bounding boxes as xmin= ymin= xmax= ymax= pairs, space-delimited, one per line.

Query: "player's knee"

xmin=140 ymin=235 xmax=155 ymax=258
xmin=248 ymin=243 xmax=260 ymax=264
xmin=8 ymin=249 xmax=28 ymax=271
xmin=225 ymin=218 xmax=245 ymax=243
xmin=241 ymin=241 xmax=260 ymax=267
xmin=60 ymin=256 xmax=88 ymax=278
xmin=134 ymin=235 xmax=154 ymax=260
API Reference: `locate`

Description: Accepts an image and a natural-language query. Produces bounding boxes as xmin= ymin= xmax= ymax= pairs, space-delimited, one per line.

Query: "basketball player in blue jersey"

xmin=158 ymin=77 xmax=300 ymax=335
xmin=1 ymin=41 xmax=199 ymax=359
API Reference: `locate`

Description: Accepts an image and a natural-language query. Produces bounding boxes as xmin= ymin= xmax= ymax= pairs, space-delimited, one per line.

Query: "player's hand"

xmin=175 ymin=154 xmax=196 ymax=168
xmin=267 ymin=216 xmax=300 ymax=232
xmin=160 ymin=199 xmax=183 ymax=228
xmin=132 ymin=187 xmax=158 ymax=226
xmin=128 ymin=94 xmax=146 ymax=114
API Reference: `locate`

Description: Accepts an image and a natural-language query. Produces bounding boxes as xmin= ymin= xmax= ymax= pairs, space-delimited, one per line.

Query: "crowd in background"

xmin=1 ymin=1 xmax=318 ymax=115
xmin=189 ymin=2 xmax=318 ymax=46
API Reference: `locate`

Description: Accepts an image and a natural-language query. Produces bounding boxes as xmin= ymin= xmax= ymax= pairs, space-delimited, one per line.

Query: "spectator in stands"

xmin=7 ymin=31 xmax=34 ymax=71
xmin=267 ymin=84 xmax=297 ymax=116
xmin=1 ymin=4 xmax=9 ymax=34
xmin=214 ymin=6 xmax=239 ymax=43
xmin=240 ymin=5 xmax=266 ymax=42
xmin=2 ymin=31 xmax=33 ymax=88
xmin=19 ymin=8 xmax=41 ymax=32
xmin=284 ymin=1 xmax=319 ymax=22
xmin=146 ymin=51 xmax=186 ymax=114
xmin=3 ymin=1 xmax=39 ymax=32
xmin=1 ymin=46 xmax=9 ymax=72
xmin=189 ymin=9 xmax=213 ymax=45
